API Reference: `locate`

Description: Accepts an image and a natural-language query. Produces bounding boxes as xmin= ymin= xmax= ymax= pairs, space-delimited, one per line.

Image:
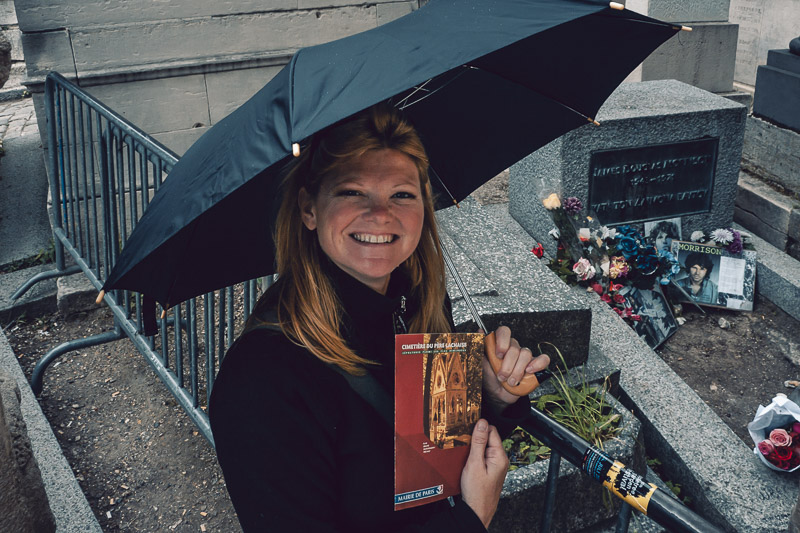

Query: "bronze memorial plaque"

xmin=587 ymin=138 xmax=718 ymax=225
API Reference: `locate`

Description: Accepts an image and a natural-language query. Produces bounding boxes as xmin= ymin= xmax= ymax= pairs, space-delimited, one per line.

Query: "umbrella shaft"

xmin=440 ymin=239 xmax=488 ymax=332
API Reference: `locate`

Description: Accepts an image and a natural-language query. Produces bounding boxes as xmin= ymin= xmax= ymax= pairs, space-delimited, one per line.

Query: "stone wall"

xmin=0 ymin=0 xmax=23 ymax=90
xmin=16 ymin=0 xmax=421 ymax=154
xmin=729 ymin=0 xmax=800 ymax=88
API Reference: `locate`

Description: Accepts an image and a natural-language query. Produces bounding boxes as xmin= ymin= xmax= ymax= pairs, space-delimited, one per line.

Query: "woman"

xmin=209 ymin=103 xmax=550 ymax=532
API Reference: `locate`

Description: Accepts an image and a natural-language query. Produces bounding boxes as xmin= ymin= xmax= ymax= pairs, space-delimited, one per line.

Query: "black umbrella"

xmin=102 ymin=0 xmax=681 ymax=308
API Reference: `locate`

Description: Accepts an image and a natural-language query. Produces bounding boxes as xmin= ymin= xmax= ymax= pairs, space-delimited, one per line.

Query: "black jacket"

xmin=209 ymin=265 xmax=525 ymax=532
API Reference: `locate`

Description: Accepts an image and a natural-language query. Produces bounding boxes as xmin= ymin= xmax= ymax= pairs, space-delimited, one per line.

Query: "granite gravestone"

xmin=509 ymin=80 xmax=746 ymax=257
xmin=752 ymin=39 xmax=800 ymax=133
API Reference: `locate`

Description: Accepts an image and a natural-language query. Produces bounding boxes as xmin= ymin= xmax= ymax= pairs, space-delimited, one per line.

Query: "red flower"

xmin=630 ymin=314 xmax=642 ymax=322
xmin=531 ymin=244 xmax=544 ymax=258
xmin=613 ymin=294 xmax=626 ymax=304
xmin=775 ymin=446 xmax=793 ymax=461
xmin=590 ymin=282 xmax=604 ymax=294
xmin=600 ymin=294 xmax=612 ymax=303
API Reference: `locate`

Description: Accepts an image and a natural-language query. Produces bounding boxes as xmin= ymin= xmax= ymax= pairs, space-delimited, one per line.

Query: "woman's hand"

xmin=461 ymin=419 xmax=508 ymax=529
xmin=483 ymin=326 xmax=550 ymax=407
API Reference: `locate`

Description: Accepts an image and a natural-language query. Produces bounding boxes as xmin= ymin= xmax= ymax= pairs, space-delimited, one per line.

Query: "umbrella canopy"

xmin=103 ymin=0 xmax=679 ymax=308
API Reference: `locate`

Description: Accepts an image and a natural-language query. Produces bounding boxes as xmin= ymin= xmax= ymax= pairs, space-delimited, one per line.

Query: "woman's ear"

xmin=298 ymin=187 xmax=317 ymax=230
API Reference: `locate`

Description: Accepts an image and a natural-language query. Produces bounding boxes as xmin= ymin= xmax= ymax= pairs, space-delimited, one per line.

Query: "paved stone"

xmin=0 ymin=96 xmax=36 ymax=140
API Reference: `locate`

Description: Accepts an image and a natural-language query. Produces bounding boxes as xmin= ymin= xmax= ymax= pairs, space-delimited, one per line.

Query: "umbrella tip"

xmin=161 ymin=309 xmax=167 ymax=320
xmin=678 ymin=25 xmax=692 ymax=32
xmin=588 ymin=117 xmax=601 ymax=126
xmin=292 ymin=143 xmax=300 ymax=157
xmin=609 ymin=2 xmax=624 ymax=10
xmin=454 ymin=199 xmax=460 ymax=208
xmin=95 ymin=290 xmax=105 ymax=304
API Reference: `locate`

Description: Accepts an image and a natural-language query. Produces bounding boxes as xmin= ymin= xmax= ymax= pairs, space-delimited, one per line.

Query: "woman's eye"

xmin=393 ymin=191 xmax=417 ymax=199
xmin=338 ymin=190 xmax=361 ymax=197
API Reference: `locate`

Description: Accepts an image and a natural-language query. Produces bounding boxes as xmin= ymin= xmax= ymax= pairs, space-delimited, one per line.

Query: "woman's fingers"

xmin=461 ymin=420 xmax=507 ymax=529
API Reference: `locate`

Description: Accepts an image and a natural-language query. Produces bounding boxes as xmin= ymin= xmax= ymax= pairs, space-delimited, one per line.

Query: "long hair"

xmin=255 ymin=103 xmax=450 ymax=374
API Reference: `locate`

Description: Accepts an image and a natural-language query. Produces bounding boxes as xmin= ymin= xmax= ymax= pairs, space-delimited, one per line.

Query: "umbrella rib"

xmin=465 ymin=64 xmax=602 ymax=126
xmin=394 ymin=67 xmax=472 ymax=110
xmin=428 ymin=165 xmax=459 ymax=207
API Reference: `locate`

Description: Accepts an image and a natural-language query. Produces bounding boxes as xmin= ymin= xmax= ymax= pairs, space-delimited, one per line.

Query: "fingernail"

xmin=477 ymin=420 xmax=488 ymax=431
xmin=508 ymin=377 xmax=517 ymax=386
xmin=497 ymin=374 xmax=506 ymax=382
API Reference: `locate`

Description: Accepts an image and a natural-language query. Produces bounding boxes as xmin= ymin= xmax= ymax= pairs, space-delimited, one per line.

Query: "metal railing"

xmin=13 ymin=71 xmax=723 ymax=533
xmin=13 ymin=72 xmax=259 ymax=446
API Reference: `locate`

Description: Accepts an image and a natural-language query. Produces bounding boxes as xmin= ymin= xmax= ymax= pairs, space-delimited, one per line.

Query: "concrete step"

xmin=0 ymin=263 xmax=57 ymax=323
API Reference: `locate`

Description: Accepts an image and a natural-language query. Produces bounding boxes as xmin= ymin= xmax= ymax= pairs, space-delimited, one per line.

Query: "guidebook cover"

xmin=394 ymin=332 xmax=484 ymax=511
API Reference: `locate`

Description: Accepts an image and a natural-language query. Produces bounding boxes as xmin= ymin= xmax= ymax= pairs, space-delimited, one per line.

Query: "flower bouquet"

xmin=747 ymin=393 xmax=800 ymax=472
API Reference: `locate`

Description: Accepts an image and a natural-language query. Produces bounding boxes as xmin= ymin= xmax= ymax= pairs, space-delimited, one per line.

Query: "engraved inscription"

xmin=588 ymin=138 xmax=718 ymax=225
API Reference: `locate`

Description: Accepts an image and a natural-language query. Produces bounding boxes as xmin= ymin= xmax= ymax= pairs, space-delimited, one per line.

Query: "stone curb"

xmin=0 ymin=330 xmax=102 ymax=532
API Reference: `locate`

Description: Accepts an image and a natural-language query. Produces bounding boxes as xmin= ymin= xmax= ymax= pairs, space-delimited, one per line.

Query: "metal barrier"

xmin=12 ymin=72 xmax=260 ymax=446
xmin=13 ymin=71 xmax=723 ymax=533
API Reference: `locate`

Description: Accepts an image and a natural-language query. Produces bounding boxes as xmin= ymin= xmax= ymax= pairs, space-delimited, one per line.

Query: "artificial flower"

xmin=690 ymin=230 xmax=705 ymax=242
xmin=542 ymin=193 xmax=561 ymax=210
xmin=758 ymin=440 xmax=775 ymax=456
xmin=770 ymin=428 xmax=792 ymax=447
xmin=590 ymin=282 xmax=604 ymax=294
xmin=578 ymin=228 xmax=591 ymax=242
xmin=794 ymin=422 xmax=800 ymax=434
xmin=617 ymin=236 xmax=639 ymax=259
xmin=600 ymin=258 xmax=610 ymax=277
xmin=564 ymin=197 xmax=583 ymax=215
xmin=531 ymin=244 xmax=544 ymax=258
xmin=548 ymin=228 xmax=560 ymax=240
xmin=608 ymin=256 xmax=629 ymax=279
xmin=728 ymin=229 xmax=743 ymax=254
xmin=572 ymin=258 xmax=596 ymax=281
xmin=710 ymin=228 xmax=734 ymax=245
xmin=598 ymin=226 xmax=616 ymax=240
xmin=635 ymin=247 xmax=660 ymax=273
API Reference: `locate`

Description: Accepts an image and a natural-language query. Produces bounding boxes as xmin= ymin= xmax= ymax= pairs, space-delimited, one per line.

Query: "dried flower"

xmin=563 ymin=197 xmax=583 ymax=215
xmin=608 ymin=256 xmax=629 ymax=279
xmin=531 ymin=244 xmax=544 ymax=258
xmin=711 ymin=228 xmax=734 ymax=245
xmin=728 ymin=229 xmax=743 ymax=254
xmin=542 ymin=193 xmax=561 ymax=210
xmin=690 ymin=230 xmax=705 ymax=242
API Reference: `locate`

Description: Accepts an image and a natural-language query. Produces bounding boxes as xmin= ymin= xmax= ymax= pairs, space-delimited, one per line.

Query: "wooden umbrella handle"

xmin=485 ymin=331 xmax=541 ymax=396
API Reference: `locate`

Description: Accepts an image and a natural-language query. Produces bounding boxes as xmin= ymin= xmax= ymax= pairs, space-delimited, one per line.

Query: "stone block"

xmin=510 ymin=80 xmax=747 ymax=257
xmin=56 ymin=272 xmax=98 ymax=316
xmin=439 ymin=200 xmax=593 ymax=368
xmin=377 ymin=1 xmax=417 ymax=25
xmin=638 ymin=22 xmax=738 ymax=93
xmin=741 ymin=114 xmax=800 ymax=194
xmin=13 ymin=0 xmax=295 ymax=32
xmin=0 ymin=371 xmax=56 ymax=532
xmin=753 ymin=53 xmax=800 ymax=133
xmin=0 ymin=133 xmax=52 ymax=268
xmin=0 ymin=264 xmax=58 ymax=322
xmin=492 ymin=392 xmax=641 ymax=533
xmin=734 ymin=172 xmax=793 ymax=250
xmin=625 ymin=0 xmax=730 ymax=22
xmin=6 ymin=28 xmax=22 ymax=62
xmin=152 ymin=126 xmax=209 ymax=157
xmin=20 ymin=30 xmax=77 ymax=83
xmin=0 ymin=0 xmax=16 ymax=25
xmin=206 ymin=66 xmax=283 ymax=125
xmin=69 ymin=7 xmax=377 ymax=79
xmin=730 ymin=0 xmax=800 ymax=87
xmin=80 ymin=75 xmax=210 ymax=135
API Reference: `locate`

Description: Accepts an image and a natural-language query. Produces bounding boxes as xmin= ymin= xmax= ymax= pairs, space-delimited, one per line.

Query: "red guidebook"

xmin=394 ymin=332 xmax=484 ymax=510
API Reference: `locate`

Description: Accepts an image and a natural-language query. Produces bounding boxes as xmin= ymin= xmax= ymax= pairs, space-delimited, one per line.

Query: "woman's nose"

xmin=364 ymin=198 xmax=392 ymax=219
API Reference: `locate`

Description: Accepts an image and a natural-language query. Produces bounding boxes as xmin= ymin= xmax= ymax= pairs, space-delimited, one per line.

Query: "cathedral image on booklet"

xmin=428 ymin=351 xmax=472 ymax=448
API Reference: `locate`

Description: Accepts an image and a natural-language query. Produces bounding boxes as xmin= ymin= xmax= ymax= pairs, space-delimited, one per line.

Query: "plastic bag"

xmin=747 ymin=393 xmax=800 ymax=472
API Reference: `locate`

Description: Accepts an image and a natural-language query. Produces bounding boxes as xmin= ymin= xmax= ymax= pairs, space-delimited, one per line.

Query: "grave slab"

xmin=741 ymin=114 xmax=800 ymax=194
xmin=734 ymin=171 xmax=794 ymax=251
xmin=510 ymin=80 xmax=746 ymax=257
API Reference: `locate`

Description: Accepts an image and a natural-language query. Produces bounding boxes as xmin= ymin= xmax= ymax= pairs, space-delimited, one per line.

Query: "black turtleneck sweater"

xmin=209 ymin=265 xmax=524 ymax=532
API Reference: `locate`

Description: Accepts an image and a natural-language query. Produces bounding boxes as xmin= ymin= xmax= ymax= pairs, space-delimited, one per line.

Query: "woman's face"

xmin=299 ymin=148 xmax=425 ymax=294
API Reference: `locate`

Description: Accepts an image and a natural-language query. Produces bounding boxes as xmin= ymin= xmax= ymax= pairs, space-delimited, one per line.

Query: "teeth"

xmin=353 ymin=233 xmax=394 ymax=243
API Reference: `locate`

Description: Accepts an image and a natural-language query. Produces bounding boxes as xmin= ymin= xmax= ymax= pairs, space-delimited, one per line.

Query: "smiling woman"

xmin=208 ymin=103 xmax=550 ymax=532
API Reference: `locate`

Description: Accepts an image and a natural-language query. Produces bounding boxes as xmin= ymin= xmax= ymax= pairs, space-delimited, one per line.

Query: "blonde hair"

xmin=254 ymin=103 xmax=450 ymax=374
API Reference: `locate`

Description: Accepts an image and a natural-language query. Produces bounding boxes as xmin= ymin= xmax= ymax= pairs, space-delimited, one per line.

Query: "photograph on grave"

xmin=645 ymin=217 xmax=682 ymax=253
xmin=668 ymin=241 xmax=757 ymax=311
xmin=587 ymin=138 xmax=718 ymax=225
xmin=617 ymin=285 xmax=678 ymax=349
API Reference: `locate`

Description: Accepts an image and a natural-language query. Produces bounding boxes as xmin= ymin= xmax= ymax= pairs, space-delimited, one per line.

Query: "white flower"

xmin=548 ymin=228 xmax=560 ymax=239
xmin=600 ymin=257 xmax=610 ymax=277
xmin=710 ymin=228 xmax=734 ymax=245
xmin=598 ymin=226 xmax=616 ymax=240
xmin=690 ymin=230 xmax=705 ymax=242
xmin=578 ymin=228 xmax=591 ymax=241
xmin=572 ymin=257 xmax=596 ymax=281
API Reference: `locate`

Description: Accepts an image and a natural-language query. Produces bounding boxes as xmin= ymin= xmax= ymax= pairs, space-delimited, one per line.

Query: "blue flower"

xmin=635 ymin=247 xmax=660 ymax=272
xmin=617 ymin=236 xmax=639 ymax=259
